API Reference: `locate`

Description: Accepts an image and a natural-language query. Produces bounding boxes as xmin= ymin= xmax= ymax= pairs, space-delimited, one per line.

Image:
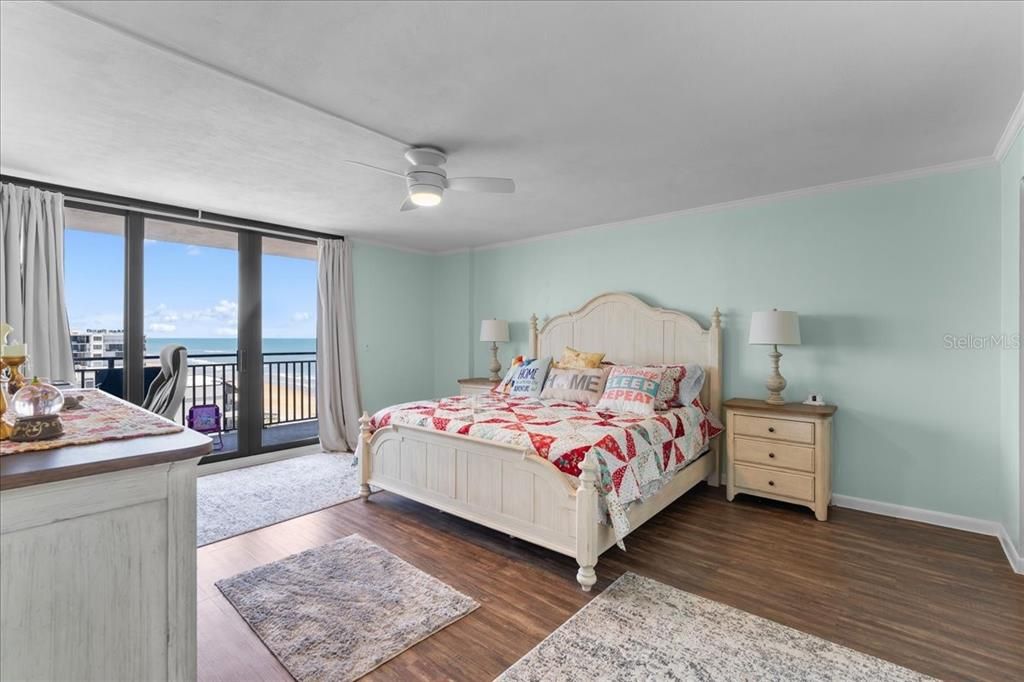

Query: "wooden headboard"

xmin=528 ymin=292 xmax=722 ymax=419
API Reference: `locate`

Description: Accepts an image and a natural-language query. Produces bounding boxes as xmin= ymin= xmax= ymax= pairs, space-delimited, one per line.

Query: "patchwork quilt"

xmin=369 ymin=394 xmax=723 ymax=546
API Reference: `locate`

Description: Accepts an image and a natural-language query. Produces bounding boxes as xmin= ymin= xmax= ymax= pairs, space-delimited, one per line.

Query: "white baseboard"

xmin=997 ymin=526 xmax=1024 ymax=574
xmin=832 ymin=494 xmax=1023 ymax=575
xmin=197 ymin=443 xmax=328 ymax=476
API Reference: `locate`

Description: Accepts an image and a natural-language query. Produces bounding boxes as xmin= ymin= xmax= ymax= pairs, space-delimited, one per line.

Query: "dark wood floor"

xmin=198 ymin=484 xmax=1024 ymax=682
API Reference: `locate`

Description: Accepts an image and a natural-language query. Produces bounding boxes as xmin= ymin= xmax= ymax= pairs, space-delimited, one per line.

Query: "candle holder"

xmin=0 ymin=359 xmax=12 ymax=441
xmin=2 ymin=355 xmax=27 ymax=394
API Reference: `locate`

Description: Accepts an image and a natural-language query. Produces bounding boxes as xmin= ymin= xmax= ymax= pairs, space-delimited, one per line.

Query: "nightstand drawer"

xmin=733 ymin=437 xmax=814 ymax=472
xmin=734 ymin=414 xmax=814 ymax=444
xmin=734 ymin=464 xmax=814 ymax=502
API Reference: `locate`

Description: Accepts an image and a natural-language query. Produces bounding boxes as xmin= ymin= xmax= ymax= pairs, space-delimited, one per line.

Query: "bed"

xmin=357 ymin=292 xmax=723 ymax=590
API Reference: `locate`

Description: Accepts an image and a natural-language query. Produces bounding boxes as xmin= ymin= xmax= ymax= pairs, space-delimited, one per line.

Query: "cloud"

xmin=213 ymin=327 xmax=237 ymax=337
xmin=291 ymin=311 xmax=312 ymax=322
xmin=149 ymin=322 xmax=176 ymax=333
xmin=186 ymin=245 xmax=202 ymax=257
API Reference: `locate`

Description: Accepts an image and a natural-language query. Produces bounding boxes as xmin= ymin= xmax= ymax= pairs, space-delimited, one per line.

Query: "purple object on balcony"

xmin=188 ymin=404 xmax=223 ymax=450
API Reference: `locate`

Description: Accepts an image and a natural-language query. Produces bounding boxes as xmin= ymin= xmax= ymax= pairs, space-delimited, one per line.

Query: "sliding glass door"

xmin=260 ymin=237 xmax=318 ymax=449
xmin=144 ymin=218 xmax=240 ymax=455
xmin=63 ymin=203 xmax=318 ymax=461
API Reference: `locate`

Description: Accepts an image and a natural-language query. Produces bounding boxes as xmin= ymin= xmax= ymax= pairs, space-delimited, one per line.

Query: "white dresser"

xmin=0 ymin=427 xmax=211 ymax=681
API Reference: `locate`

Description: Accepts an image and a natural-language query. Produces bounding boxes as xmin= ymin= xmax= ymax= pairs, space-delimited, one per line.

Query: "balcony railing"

xmin=71 ymin=351 xmax=317 ymax=433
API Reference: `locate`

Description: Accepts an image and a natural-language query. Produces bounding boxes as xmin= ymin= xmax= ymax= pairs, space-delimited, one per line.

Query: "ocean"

xmin=145 ymin=338 xmax=315 ymax=358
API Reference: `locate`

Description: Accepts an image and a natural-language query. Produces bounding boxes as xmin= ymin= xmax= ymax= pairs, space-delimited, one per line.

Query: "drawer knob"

xmin=768 ymin=427 xmax=775 ymax=433
xmin=768 ymin=480 xmax=775 ymax=486
xmin=768 ymin=452 xmax=775 ymax=458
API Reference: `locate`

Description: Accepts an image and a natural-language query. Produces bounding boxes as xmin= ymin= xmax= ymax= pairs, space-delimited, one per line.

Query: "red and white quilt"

xmin=369 ymin=394 xmax=722 ymax=545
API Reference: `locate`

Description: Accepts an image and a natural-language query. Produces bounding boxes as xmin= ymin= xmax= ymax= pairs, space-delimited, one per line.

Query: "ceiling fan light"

xmin=409 ymin=185 xmax=443 ymax=207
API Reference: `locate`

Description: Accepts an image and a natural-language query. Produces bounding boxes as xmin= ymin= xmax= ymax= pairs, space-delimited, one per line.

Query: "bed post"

xmin=575 ymin=450 xmax=600 ymax=592
xmin=358 ymin=412 xmax=372 ymax=499
xmin=707 ymin=307 xmax=723 ymax=487
xmin=529 ymin=313 xmax=539 ymax=358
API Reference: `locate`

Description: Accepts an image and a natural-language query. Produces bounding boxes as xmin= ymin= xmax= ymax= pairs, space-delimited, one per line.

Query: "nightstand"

xmin=724 ymin=398 xmax=837 ymax=521
xmin=457 ymin=377 xmax=499 ymax=396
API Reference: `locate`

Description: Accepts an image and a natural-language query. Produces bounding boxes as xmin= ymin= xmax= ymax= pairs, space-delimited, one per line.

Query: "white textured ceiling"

xmin=1 ymin=1 xmax=1021 ymax=251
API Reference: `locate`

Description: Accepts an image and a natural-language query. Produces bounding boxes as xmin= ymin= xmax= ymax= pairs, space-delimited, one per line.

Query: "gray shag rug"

xmin=197 ymin=452 xmax=361 ymax=546
xmin=216 ymin=534 xmax=478 ymax=682
xmin=498 ymin=572 xmax=932 ymax=682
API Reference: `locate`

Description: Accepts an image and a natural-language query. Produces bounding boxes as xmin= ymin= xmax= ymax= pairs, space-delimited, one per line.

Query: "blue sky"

xmin=65 ymin=229 xmax=316 ymax=338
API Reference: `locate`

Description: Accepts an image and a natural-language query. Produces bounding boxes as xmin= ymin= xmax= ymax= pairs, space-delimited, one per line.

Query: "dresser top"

xmin=723 ymin=398 xmax=837 ymax=417
xmin=1 ymin=421 xmax=212 ymax=491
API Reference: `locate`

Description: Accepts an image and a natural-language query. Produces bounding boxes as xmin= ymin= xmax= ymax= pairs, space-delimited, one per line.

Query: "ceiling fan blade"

xmin=400 ymin=197 xmax=418 ymax=212
xmin=446 ymin=177 xmax=516 ymax=193
xmin=346 ymin=160 xmax=406 ymax=178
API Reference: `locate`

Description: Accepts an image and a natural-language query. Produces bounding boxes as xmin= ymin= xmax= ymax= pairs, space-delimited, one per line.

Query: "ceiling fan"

xmin=347 ymin=147 xmax=515 ymax=211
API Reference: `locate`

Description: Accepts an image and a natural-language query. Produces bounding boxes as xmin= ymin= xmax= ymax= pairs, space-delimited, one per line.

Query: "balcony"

xmin=72 ymin=351 xmax=318 ymax=448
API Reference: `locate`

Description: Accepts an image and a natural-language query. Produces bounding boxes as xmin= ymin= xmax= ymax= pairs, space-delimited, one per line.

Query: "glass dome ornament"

xmin=10 ymin=377 xmax=64 ymax=441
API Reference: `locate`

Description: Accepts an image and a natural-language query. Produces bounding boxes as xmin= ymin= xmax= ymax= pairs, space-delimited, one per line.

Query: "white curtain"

xmin=0 ymin=183 xmax=75 ymax=382
xmin=316 ymin=238 xmax=362 ymax=452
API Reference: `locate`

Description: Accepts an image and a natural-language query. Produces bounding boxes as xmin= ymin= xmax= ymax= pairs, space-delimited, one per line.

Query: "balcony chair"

xmin=141 ymin=344 xmax=188 ymax=420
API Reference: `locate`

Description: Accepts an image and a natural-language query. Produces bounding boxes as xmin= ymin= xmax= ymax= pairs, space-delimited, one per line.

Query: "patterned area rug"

xmin=498 ymin=572 xmax=933 ymax=681
xmin=197 ymin=452 xmax=361 ymax=546
xmin=217 ymin=534 xmax=478 ymax=682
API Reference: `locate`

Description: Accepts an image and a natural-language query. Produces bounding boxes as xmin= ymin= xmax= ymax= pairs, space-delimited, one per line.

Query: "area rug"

xmin=197 ymin=452 xmax=361 ymax=546
xmin=216 ymin=534 xmax=478 ymax=682
xmin=497 ymin=572 xmax=932 ymax=681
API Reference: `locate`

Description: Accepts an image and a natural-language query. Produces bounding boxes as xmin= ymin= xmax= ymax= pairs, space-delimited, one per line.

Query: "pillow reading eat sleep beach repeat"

xmin=596 ymin=365 xmax=666 ymax=416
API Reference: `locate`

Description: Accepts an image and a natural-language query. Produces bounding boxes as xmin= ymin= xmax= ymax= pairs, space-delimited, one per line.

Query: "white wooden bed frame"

xmin=357 ymin=292 xmax=722 ymax=590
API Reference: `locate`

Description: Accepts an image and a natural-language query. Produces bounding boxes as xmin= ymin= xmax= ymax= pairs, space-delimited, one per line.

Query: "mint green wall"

xmin=351 ymin=241 xmax=436 ymax=414
xmin=999 ymin=130 xmax=1023 ymax=550
xmin=353 ymin=165 xmax=1011 ymax=527
xmin=431 ymin=167 xmax=1005 ymax=523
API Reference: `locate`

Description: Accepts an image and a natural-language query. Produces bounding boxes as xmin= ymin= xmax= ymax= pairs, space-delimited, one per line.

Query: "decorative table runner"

xmin=0 ymin=388 xmax=184 ymax=455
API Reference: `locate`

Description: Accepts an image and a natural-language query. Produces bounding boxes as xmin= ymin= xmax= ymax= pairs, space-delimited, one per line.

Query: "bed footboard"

xmin=358 ymin=415 xmax=590 ymax=564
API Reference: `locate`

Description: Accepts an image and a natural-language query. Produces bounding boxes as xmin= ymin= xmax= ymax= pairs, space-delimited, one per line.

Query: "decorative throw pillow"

xmin=652 ymin=364 xmax=707 ymax=410
xmin=540 ymin=366 xmax=611 ymax=404
xmin=509 ymin=357 xmax=552 ymax=398
xmin=555 ymin=346 xmax=605 ymax=369
xmin=493 ymin=355 xmax=525 ymax=394
xmin=595 ymin=365 xmax=666 ymax=416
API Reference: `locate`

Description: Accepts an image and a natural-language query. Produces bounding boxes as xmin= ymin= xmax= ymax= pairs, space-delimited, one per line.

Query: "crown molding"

xmin=348 ymin=237 xmax=437 ymax=256
xmin=994 ymin=90 xmax=1024 ymax=161
xmin=452 ymin=155 xmax=995 ymax=254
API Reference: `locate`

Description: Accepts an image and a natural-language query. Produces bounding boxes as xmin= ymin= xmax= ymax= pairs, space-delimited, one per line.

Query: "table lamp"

xmin=480 ymin=319 xmax=510 ymax=381
xmin=748 ymin=310 xmax=801 ymax=405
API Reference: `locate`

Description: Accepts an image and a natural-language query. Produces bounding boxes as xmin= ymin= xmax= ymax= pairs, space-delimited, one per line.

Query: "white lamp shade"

xmin=480 ymin=319 xmax=510 ymax=343
xmin=748 ymin=310 xmax=801 ymax=346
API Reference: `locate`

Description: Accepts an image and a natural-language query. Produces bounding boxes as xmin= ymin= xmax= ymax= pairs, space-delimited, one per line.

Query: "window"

xmin=64 ymin=206 xmax=126 ymax=391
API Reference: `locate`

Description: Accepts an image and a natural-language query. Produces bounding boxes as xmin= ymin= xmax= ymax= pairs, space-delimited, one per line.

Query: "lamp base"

xmin=764 ymin=345 xmax=787 ymax=405
xmin=489 ymin=342 xmax=502 ymax=382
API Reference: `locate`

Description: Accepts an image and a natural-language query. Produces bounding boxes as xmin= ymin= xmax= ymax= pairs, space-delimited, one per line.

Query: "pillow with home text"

xmin=540 ymin=366 xmax=611 ymax=404
xmin=509 ymin=357 xmax=552 ymax=398
xmin=595 ymin=365 xmax=665 ymax=416
xmin=493 ymin=355 xmax=525 ymax=394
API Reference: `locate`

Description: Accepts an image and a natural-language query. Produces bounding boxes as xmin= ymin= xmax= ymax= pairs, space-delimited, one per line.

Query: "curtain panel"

xmin=316 ymin=238 xmax=362 ymax=452
xmin=0 ymin=183 xmax=75 ymax=382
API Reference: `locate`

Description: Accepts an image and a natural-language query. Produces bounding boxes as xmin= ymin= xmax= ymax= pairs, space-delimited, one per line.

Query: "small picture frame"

xmin=187 ymin=404 xmax=223 ymax=450
xmin=803 ymin=393 xmax=826 ymax=406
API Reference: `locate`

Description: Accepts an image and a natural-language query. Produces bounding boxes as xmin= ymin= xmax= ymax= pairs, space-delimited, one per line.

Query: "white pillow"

xmin=509 ymin=357 xmax=552 ymax=398
xmin=677 ymin=364 xmax=706 ymax=405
